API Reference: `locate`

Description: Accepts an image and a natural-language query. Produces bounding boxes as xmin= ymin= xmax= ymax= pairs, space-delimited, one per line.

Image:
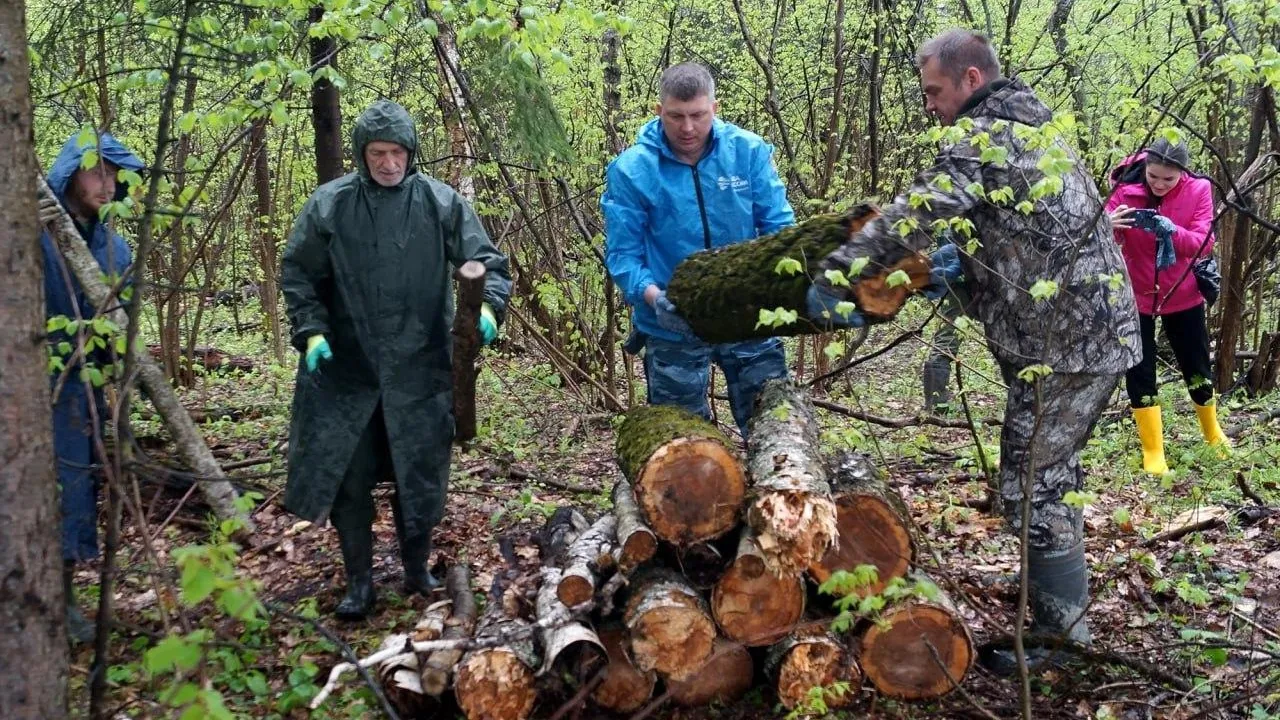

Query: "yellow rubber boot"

xmin=1194 ymin=401 xmax=1230 ymax=451
xmin=1132 ymin=406 xmax=1170 ymax=475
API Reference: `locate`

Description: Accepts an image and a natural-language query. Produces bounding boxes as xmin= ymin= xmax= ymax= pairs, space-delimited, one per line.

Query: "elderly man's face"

xmin=365 ymin=140 xmax=409 ymax=187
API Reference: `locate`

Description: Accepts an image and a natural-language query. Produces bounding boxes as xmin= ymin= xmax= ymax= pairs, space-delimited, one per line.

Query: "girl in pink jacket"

xmin=1106 ymin=138 xmax=1228 ymax=475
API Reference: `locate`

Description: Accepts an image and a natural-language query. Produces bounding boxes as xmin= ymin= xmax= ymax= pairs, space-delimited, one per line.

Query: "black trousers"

xmin=1125 ymin=305 xmax=1214 ymax=408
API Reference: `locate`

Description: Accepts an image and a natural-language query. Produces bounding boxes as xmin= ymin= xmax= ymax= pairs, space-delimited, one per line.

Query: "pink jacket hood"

xmin=1106 ymin=151 xmax=1215 ymax=315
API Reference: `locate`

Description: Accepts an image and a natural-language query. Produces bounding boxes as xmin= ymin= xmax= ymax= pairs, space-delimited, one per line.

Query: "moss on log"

xmin=666 ymin=205 xmax=880 ymax=344
xmin=615 ymin=406 xmax=745 ymax=546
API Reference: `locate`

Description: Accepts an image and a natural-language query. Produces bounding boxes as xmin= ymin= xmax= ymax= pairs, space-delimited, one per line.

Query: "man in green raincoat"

xmin=282 ymin=100 xmax=511 ymax=619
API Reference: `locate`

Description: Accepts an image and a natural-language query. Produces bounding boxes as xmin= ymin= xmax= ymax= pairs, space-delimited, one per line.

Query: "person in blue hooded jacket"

xmin=603 ymin=62 xmax=795 ymax=437
xmin=38 ymin=131 xmax=145 ymax=643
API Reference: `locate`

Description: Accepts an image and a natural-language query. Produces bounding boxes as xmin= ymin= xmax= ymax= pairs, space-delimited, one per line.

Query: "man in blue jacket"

xmin=39 ymin=131 xmax=144 ymax=643
xmin=603 ymin=62 xmax=794 ymax=437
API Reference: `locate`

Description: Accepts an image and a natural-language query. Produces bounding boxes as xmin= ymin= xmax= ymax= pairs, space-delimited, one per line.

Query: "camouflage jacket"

xmin=820 ymin=79 xmax=1141 ymax=374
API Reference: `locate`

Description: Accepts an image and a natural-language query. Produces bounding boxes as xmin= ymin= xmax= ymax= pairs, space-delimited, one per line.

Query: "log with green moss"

xmin=615 ymin=405 xmax=745 ymax=546
xmin=665 ymin=205 xmax=880 ymax=344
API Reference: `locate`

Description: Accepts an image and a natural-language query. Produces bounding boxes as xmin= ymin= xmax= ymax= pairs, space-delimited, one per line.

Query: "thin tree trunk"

xmin=250 ymin=120 xmax=284 ymax=362
xmin=309 ymin=5 xmax=343 ymax=185
xmin=0 ymin=3 xmax=68 ymax=711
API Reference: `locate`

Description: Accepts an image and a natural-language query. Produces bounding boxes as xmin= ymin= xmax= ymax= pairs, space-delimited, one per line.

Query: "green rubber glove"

xmin=478 ymin=304 xmax=498 ymax=346
xmin=305 ymin=334 xmax=333 ymax=372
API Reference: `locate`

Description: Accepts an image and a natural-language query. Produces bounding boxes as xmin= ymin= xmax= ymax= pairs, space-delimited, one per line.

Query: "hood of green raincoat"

xmin=352 ymin=100 xmax=419 ymax=185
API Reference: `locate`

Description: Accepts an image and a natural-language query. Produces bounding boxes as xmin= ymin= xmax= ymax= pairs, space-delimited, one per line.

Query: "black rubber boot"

xmin=64 ymin=563 xmax=95 ymax=645
xmin=332 ymin=506 xmax=376 ymax=620
xmin=391 ymin=492 xmax=438 ymax=596
xmin=979 ymin=542 xmax=1091 ymax=675
xmin=922 ymin=357 xmax=953 ymax=414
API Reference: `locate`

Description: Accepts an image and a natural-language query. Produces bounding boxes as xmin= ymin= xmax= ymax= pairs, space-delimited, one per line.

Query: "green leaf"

xmin=754 ymin=308 xmax=777 ymax=330
xmin=145 ymin=634 xmax=202 ymax=675
xmin=180 ymin=560 xmax=217 ymax=605
xmin=823 ymin=341 xmax=844 ymax=362
xmin=80 ymin=149 xmax=100 ymax=170
xmin=834 ymin=301 xmax=857 ymax=319
xmin=885 ymin=269 xmax=911 ymax=288
xmin=1029 ymin=279 xmax=1059 ymax=301
xmin=774 ymin=257 xmax=803 ymax=276
xmin=1202 ymin=647 xmax=1228 ymax=666
xmin=1016 ymin=364 xmax=1054 ymax=382
xmin=177 ymin=112 xmax=198 ymax=134
xmin=847 ymin=257 xmax=870 ymax=276
xmin=824 ymin=269 xmax=851 ymax=288
xmin=1062 ymin=490 xmax=1096 ymax=509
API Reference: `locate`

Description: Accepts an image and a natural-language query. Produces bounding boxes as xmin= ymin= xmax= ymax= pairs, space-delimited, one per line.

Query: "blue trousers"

xmin=643 ymin=336 xmax=788 ymax=437
xmin=53 ymin=382 xmax=104 ymax=562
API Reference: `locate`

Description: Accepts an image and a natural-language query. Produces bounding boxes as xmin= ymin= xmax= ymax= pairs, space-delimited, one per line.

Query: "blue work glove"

xmin=305 ymin=335 xmax=333 ymax=373
xmin=653 ymin=291 xmax=696 ymax=339
xmin=1134 ymin=211 xmax=1177 ymax=270
xmin=922 ymin=244 xmax=964 ymax=301
xmin=806 ymin=284 xmax=865 ymax=330
xmin=478 ymin=303 xmax=498 ymax=346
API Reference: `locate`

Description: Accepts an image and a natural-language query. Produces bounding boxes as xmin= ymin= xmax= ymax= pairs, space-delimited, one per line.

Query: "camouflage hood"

xmin=958 ymin=78 xmax=1052 ymax=127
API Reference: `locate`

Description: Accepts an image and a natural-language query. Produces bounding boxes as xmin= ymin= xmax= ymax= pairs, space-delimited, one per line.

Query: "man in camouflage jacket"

xmin=813 ymin=29 xmax=1141 ymax=667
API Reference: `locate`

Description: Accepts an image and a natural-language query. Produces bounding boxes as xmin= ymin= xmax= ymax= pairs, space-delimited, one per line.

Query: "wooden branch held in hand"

xmin=452 ymin=260 xmax=486 ymax=445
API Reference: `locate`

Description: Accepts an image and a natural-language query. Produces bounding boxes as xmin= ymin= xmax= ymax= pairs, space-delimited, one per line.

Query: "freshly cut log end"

xmin=769 ymin=629 xmax=862 ymax=710
xmin=556 ymin=514 xmax=616 ymax=608
xmin=668 ymin=638 xmax=754 ymax=707
xmin=852 ymin=251 xmax=933 ymax=321
xmin=713 ymin=532 xmax=806 ymax=646
xmin=749 ymin=492 xmax=839 ymax=576
xmin=616 ymin=406 xmax=745 ymax=545
xmin=858 ymin=601 xmax=973 ymax=700
xmin=666 ymin=205 xmax=881 ymax=344
xmin=809 ymin=495 xmax=912 ymax=597
xmin=624 ymin=569 xmax=716 ymax=681
xmin=556 ymin=575 xmax=594 ymax=607
xmin=592 ymin=625 xmax=656 ymax=713
xmin=611 ymin=481 xmax=658 ymax=570
xmin=454 ymin=649 xmax=537 ymax=720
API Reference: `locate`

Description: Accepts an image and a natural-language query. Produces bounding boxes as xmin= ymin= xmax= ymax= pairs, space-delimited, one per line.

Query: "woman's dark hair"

xmin=1146 ymin=137 xmax=1190 ymax=170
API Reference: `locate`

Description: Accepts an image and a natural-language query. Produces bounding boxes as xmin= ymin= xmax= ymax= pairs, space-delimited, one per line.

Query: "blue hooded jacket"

xmin=602 ymin=118 xmax=795 ymax=341
xmin=42 ymin=130 xmax=143 ymax=562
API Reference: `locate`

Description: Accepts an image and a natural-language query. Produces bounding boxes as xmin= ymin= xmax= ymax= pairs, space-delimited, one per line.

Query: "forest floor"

xmin=69 ymin=302 xmax=1280 ymax=719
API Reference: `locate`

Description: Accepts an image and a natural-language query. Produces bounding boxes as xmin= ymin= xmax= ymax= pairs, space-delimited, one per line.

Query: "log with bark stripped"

xmin=712 ymin=527 xmax=806 ymax=646
xmin=611 ymin=480 xmax=657 ymax=571
xmin=745 ymin=380 xmax=838 ymax=575
xmin=591 ymin=624 xmax=656 ymax=713
xmin=766 ymin=624 xmax=862 ymax=710
xmin=666 ymin=205 xmax=882 ymax=343
xmin=453 ymin=609 xmax=539 ymax=720
xmin=668 ymin=638 xmax=754 ymax=707
xmin=856 ymin=570 xmax=973 ymax=700
xmin=452 ymin=260 xmax=486 ymax=444
xmin=623 ymin=568 xmax=716 ymax=681
xmin=810 ymin=451 xmax=915 ymax=597
xmin=538 ymin=567 xmax=604 ymax=675
xmin=557 ymin=514 xmax=617 ymax=608
xmin=380 ymin=600 xmax=452 ymax=716
xmin=421 ymin=565 xmax=477 ymax=698
xmin=616 ymin=405 xmax=745 ymax=546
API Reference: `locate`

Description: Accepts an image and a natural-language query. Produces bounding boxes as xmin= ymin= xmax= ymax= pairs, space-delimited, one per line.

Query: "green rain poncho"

xmin=281 ymin=100 xmax=511 ymax=539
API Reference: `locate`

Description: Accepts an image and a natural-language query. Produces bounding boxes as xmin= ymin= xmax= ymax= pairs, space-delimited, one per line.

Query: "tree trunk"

xmin=611 ymin=481 xmax=656 ymax=571
xmin=591 ymin=624 xmax=655 ymax=713
xmin=615 ymin=405 xmax=745 ymax=546
xmin=856 ymin=570 xmax=974 ymax=700
xmin=745 ymin=380 xmax=838 ymax=575
xmin=451 ymin=261 xmax=486 ymax=444
xmin=249 ymin=119 xmax=284 ymax=363
xmin=666 ymin=207 xmax=879 ymax=344
xmin=809 ymin=451 xmax=914 ymax=597
xmin=537 ymin=567 xmax=604 ymax=675
xmin=623 ymin=568 xmax=716 ymax=681
xmin=766 ymin=624 xmax=861 ymax=710
xmin=0 ymin=8 xmax=68 ymax=711
xmin=308 ymin=5 xmax=343 ymax=185
xmin=712 ymin=528 xmax=806 ymax=646
xmin=557 ymin=514 xmax=616 ymax=607
xmin=421 ymin=565 xmax=477 ymax=698
xmin=668 ymin=638 xmax=754 ymax=707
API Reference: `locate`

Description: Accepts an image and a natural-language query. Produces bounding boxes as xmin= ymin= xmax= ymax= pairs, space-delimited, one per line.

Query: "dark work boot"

xmin=391 ymin=492 xmax=438 ymax=596
xmin=979 ymin=542 xmax=1091 ymax=675
xmin=922 ymin=357 xmax=954 ymax=414
xmin=332 ymin=508 xmax=376 ymax=620
xmin=64 ymin=563 xmax=95 ymax=645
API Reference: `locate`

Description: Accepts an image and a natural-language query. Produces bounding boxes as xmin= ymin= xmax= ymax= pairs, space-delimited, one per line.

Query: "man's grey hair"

xmin=916 ymin=29 xmax=1002 ymax=85
xmin=659 ymin=62 xmax=715 ymax=103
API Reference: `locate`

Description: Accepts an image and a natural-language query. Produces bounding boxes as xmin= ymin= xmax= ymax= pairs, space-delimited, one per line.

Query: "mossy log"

xmin=856 ymin=570 xmax=973 ymax=700
xmin=591 ymin=624 xmax=656 ymax=713
xmin=712 ymin=527 xmax=806 ymax=646
xmin=809 ymin=451 xmax=915 ymax=597
xmin=624 ymin=567 xmax=716 ymax=681
xmin=421 ymin=566 xmax=478 ymax=697
xmin=668 ymin=638 xmax=754 ymax=707
xmin=537 ymin=567 xmax=605 ymax=675
xmin=666 ymin=205 xmax=881 ymax=344
xmin=616 ymin=405 xmax=745 ymax=546
xmin=765 ymin=624 xmax=862 ymax=710
xmin=611 ymin=481 xmax=657 ymax=571
xmin=453 ymin=612 xmax=539 ymax=720
xmin=745 ymin=380 xmax=838 ymax=575
xmin=557 ymin=514 xmax=617 ymax=608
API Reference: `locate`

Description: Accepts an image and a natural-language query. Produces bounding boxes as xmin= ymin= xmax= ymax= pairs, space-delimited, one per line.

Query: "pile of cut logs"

xmin=315 ymin=379 xmax=972 ymax=718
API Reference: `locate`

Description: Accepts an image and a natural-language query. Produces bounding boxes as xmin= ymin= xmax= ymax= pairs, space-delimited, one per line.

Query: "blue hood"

xmin=47 ymin=130 xmax=145 ymax=205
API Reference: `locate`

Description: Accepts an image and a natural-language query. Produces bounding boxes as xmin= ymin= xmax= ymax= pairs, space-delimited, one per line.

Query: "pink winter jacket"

xmin=1106 ymin=154 xmax=1215 ymax=315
